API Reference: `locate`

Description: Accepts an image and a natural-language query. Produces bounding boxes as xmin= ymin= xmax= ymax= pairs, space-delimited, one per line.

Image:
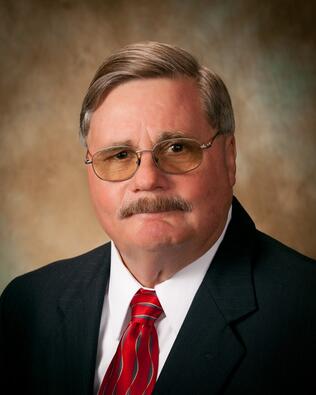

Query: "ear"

xmin=224 ymin=134 xmax=237 ymax=187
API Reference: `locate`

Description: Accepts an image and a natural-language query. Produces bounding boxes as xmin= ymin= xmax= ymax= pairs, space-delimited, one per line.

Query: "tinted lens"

xmin=154 ymin=138 xmax=203 ymax=173
xmin=92 ymin=147 xmax=138 ymax=181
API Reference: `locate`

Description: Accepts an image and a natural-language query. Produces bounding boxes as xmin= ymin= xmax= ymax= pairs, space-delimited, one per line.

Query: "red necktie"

xmin=98 ymin=288 xmax=163 ymax=395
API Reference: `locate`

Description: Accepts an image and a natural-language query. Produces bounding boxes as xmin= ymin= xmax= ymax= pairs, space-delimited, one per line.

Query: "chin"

xmin=134 ymin=225 xmax=192 ymax=251
xmin=102 ymin=213 xmax=193 ymax=250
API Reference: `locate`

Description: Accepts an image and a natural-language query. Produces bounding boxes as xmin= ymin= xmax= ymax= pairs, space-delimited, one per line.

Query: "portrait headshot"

xmin=0 ymin=1 xmax=315 ymax=395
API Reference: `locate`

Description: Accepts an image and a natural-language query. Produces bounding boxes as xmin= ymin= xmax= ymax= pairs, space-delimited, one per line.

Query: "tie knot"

xmin=130 ymin=288 xmax=163 ymax=324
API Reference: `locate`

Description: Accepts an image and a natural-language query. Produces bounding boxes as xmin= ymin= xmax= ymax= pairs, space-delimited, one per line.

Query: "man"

xmin=1 ymin=42 xmax=315 ymax=395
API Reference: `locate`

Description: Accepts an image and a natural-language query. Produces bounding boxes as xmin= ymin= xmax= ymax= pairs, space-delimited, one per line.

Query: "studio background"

xmin=1 ymin=0 xmax=315 ymax=292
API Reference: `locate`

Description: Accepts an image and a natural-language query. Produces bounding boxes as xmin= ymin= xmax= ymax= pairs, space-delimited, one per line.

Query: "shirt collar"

xmin=107 ymin=244 xmax=142 ymax=340
xmin=108 ymin=206 xmax=231 ymax=338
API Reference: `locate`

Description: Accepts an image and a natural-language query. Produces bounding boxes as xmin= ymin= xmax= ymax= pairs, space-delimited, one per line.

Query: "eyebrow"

xmin=104 ymin=139 xmax=134 ymax=147
xmin=156 ymin=131 xmax=186 ymax=142
xmin=102 ymin=131 xmax=188 ymax=149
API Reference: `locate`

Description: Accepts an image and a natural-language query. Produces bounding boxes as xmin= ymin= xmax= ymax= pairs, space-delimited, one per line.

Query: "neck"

xmin=114 ymin=229 xmax=224 ymax=288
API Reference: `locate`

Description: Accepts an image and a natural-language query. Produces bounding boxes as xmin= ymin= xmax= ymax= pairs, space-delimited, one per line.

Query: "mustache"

xmin=119 ymin=196 xmax=193 ymax=219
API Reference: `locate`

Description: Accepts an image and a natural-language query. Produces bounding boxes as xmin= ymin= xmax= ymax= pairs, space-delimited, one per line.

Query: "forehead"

xmin=88 ymin=77 xmax=211 ymax=147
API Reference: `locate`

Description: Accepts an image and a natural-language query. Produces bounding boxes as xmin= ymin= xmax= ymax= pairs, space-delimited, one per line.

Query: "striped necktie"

xmin=98 ymin=288 xmax=163 ymax=395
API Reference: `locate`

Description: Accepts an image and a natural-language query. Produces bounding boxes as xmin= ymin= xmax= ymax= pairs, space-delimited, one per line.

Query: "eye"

xmin=114 ymin=150 xmax=130 ymax=160
xmin=165 ymin=141 xmax=192 ymax=155
xmin=154 ymin=139 xmax=193 ymax=158
xmin=95 ymin=148 xmax=134 ymax=163
xmin=170 ymin=143 xmax=184 ymax=153
xmin=107 ymin=148 xmax=135 ymax=161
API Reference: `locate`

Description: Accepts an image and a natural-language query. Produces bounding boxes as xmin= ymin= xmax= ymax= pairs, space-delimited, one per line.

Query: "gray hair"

xmin=79 ymin=41 xmax=235 ymax=145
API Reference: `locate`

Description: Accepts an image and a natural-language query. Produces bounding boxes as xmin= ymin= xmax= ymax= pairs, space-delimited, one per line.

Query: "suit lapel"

xmin=57 ymin=244 xmax=111 ymax=394
xmin=154 ymin=198 xmax=258 ymax=394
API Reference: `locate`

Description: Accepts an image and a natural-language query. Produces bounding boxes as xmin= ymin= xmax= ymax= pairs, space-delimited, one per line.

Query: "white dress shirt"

xmin=94 ymin=207 xmax=232 ymax=393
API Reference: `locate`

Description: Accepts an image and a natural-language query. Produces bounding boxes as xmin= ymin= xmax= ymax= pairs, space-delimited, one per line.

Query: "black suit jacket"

xmin=1 ymin=198 xmax=316 ymax=394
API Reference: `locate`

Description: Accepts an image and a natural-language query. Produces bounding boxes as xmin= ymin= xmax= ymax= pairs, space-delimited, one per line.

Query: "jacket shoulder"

xmin=0 ymin=243 xmax=111 ymax=304
xmin=255 ymin=230 xmax=315 ymax=271
xmin=253 ymin=230 xmax=316 ymax=303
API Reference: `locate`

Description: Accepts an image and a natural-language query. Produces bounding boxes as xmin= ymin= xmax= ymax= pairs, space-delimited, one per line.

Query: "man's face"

xmin=87 ymin=77 xmax=236 ymax=258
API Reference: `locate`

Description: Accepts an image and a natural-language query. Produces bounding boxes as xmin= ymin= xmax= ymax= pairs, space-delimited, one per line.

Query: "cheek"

xmin=87 ymin=170 xmax=119 ymax=217
xmin=180 ymin=159 xmax=232 ymax=214
xmin=183 ymin=163 xmax=223 ymax=198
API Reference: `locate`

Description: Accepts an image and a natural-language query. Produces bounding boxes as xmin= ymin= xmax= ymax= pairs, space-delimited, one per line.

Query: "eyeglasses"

xmin=85 ymin=131 xmax=221 ymax=182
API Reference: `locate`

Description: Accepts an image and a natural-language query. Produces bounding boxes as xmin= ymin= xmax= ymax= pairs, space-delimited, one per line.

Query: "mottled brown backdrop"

xmin=1 ymin=0 xmax=315 ymax=292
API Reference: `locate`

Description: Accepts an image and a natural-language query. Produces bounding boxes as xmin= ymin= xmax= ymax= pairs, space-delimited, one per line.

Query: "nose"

xmin=131 ymin=150 xmax=167 ymax=192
